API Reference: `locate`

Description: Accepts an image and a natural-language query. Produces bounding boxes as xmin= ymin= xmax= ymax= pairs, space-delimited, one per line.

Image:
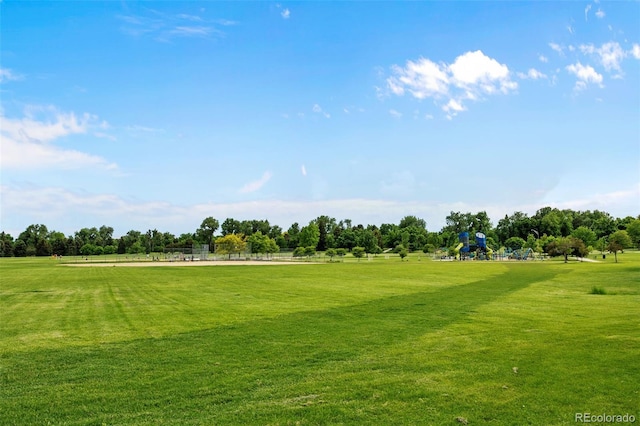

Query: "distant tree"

xmin=399 ymin=247 xmax=408 ymax=261
xmin=247 ymin=231 xmax=277 ymax=257
xmin=19 ymin=224 xmax=49 ymax=248
xmin=35 ymin=238 xmax=52 ymax=256
xmin=299 ymin=223 xmax=320 ymax=249
xmin=352 ymin=246 xmax=365 ymax=261
xmin=286 ymin=223 xmax=300 ymax=248
xmin=128 ymin=242 xmax=145 ymax=255
xmin=80 ymin=244 xmax=95 ymax=256
xmin=293 ymin=247 xmax=305 ymax=258
xmin=607 ymin=230 xmax=632 ymax=263
xmin=0 ymin=232 xmax=15 ymax=257
xmin=504 ymin=237 xmax=526 ymax=251
xmin=626 ymin=219 xmax=640 ymax=249
xmin=265 ymin=238 xmax=279 ymax=258
xmin=49 ymin=232 xmax=67 ymax=256
xmin=399 ymin=215 xmax=426 ymax=230
xmin=336 ymin=248 xmax=347 ymax=258
xmin=325 ymin=248 xmax=337 ymax=261
xmin=304 ymin=246 xmax=316 ymax=258
xmin=215 ymin=234 xmax=247 ymax=259
xmin=98 ymin=225 xmax=114 ymax=246
xmin=221 ymin=218 xmax=241 ymax=236
xmin=571 ymin=226 xmax=597 ymax=248
xmin=545 ymin=236 xmax=584 ymax=263
xmin=313 ymin=215 xmax=336 ymax=251
xmin=336 ymin=228 xmax=357 ymax=250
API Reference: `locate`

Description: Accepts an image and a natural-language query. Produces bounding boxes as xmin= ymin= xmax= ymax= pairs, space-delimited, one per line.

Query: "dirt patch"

xmin=63 ymin=260 xmax=320 ymax=267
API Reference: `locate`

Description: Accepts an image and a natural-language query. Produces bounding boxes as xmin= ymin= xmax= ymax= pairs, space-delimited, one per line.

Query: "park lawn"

xmin=0 ymin=256 xmax=638 ymax=425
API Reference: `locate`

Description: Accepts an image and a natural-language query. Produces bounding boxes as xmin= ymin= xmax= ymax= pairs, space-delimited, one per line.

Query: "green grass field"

xmin=1 ymin=255 xmax=639 ymax=425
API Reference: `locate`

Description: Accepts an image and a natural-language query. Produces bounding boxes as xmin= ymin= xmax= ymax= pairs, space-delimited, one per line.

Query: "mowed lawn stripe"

xmin=1 ymin=261 xmax=501 ymax=353
xmin=1 ymin=263 xmax=555 ymax=425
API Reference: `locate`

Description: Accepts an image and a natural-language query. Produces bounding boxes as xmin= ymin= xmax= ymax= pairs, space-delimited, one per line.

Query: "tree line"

xmin=1 ymin=208 xmax=638 ymax=260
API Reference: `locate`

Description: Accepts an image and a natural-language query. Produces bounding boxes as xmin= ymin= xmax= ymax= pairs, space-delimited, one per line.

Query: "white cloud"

xmin=442 ymin=99 xmax=466 ymax=113
xmin=631 ymin=44 xmax=640 ymax=59
xmin=386 ymin=50 xmax=516 ymax=118
xmin=0 ymin=106 xmax=117 ymax=170
xmin=566 ymin=62 xmax=603 ymax=90
xmin=312 ymin=104 xmax=330 ymax=118
xmin=567 ymin=25 xmax=574 ymax=35
xmin=517 ymin=68 xmax=547 ymax=80
xmin=387 ymin=58 xmax=449 ymax=99
xmin=538 ymin=54 xmax=548 ymax=63
xmin=301 ymin=165 xmax=307 ymax=176
xmin=388 ymin=109 xmax=402 ymax=118
xmin=281 ymin=8 xmax=290 ymax=19
xmin=4 ymin=183 xmax=637 ymax=237
xmin=580 ymin=42 xmax=626 ymax=72
xmin=170 ymin=26 xmax=218 ymax=37
xmin=239 ymin=171 xmax=272 ymax=194
xmin=584 ymin=4 xmax=591 ymax=21
xmin=595 ymin=8 xmax=605 ymax=19
xmin=549 ymin=42 xmax=564 ymax=55
xmin=117 ymin=11 xmax=230 ymax=41
xmin=0 ymin=68 xmax=23 ymax=83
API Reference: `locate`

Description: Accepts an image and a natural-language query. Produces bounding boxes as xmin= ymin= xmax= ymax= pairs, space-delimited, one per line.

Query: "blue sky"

xmin=1 ymin=1 xmax=639 ymax=237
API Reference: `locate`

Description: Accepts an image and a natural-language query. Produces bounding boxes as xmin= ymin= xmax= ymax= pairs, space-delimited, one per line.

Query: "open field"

xmin=1 ymin=255 xmax=639 ymax=425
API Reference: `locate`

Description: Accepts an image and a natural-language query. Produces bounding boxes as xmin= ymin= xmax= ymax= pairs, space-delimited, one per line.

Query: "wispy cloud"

xmin=595 ymin=8 xmax=605 ymax=19
xmin=5 ymin=183 xmax=636 ymax=237
xmin=517 ymin=68 xmax=547 ymax=80
xmin=117 ymin=10 xmax=233 ymax=41
xmin=0 ymin=106 xmax=117 ymax=170
xmin=301 ymin=165 xmax=307 ymax=176
xmin=0 ymin=67 xmax=23 ymax=83
xmin=386 ymin=50 xmax=517 ymax=118
xmin=388 ymin=109 xmax=402 ymax=118
xmin=549 ymin=42 xmax=565 ymax=56
xmin=312 ymin=104 xmax=330 ymax=118
xmin=281 ymin=8 xmax=291 ymax=19
xmin=239 ymin=171 xmax=273 ymax=194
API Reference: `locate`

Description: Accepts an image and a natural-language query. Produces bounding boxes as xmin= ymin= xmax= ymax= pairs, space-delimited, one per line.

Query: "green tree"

xmin=215 ymin=234 xmax=247 ymax=259
xmin=504 ymin=237 xmax=526 ymax=251
xmin=352 ymin=246 xmax=365 ymax=261
xmin=312 ymin=215 xmax=336 ymax=251
xmin=625 ymin=219 xmax=640 ymax=249
xmin=304 ymin=246 xmax=316 ymax=258
xmin=221 ymin=218 xmax=241 ymax=236
xmin=286 ymin=223 xmax=300 ymax=249
xmin=325 ymin=248 xmax=337 ymax=261
xmin=607 ymin=230 xmax=632 ymax=263
xmin=545 ymin=236 xmax=583 ymax=263
xmin=571 ymin=226 xmax=597 ymax=248
xmin=13 ymin=240 xmax=27 ymax=257
xmin=399 ymin=247 xmax=408 ymax=261
xmin=0 ymin=232 xmax=15 ymax=257
xmin=196 ymin=216 xmax=220 ymax=246
xmin=299 ymin=223 xmax=320 ymax=249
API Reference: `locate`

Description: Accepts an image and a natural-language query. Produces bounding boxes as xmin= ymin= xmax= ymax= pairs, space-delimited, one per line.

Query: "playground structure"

xmin=449 ymin=233 xmax=544 ymax=261
xmin=454 ymin=232 xmax=493 ymax=260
